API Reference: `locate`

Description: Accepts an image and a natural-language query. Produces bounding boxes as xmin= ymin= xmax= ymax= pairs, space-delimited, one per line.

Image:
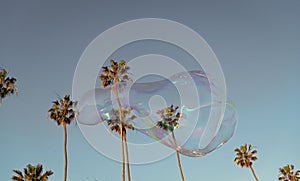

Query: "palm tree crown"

xmin=234 ymin=144 xmax=258 ymax=168
xmin=279 ymin=164 xmax=300 ymax=181
xmin=12 ymin=163 xmax=53 ymax=181
xmin=103 ymin=107 xmax=136 ymax=134
xmin=156 ymin=105 xmax=182 ymax=132
xmin=47 ymin=95 xmax=77 ymax=125
xmin=99 ymin=59 xmax=130 ymax=87
xmin=0 ymin=68 xmax=17 ymax=106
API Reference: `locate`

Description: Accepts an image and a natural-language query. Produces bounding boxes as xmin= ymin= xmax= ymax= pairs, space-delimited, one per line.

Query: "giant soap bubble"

xmin=77 ymin=70 xmax=237 ymax=157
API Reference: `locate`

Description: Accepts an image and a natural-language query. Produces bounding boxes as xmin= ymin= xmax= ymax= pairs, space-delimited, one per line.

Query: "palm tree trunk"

xmin=171 ymin=131 xmax=185 ymax=181
xmin=120 ymin=124 xmax=125 ymax=181
xmin=113 ymin=79 xmax=125 ymax=181
xmin=123 ymin=131 xmax=131 ymax=181
xmin=63 ymin=123 xmax=68 ymax=181
xmin=250 ymin=165 xmax=259 ymax=181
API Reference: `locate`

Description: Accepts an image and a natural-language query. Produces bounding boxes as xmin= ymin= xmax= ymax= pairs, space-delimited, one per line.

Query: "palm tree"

xmin=0 ymin=68 xmax=17 ymax=106
xmin=234 ymin=144 xmax=259 ymax=181
xmin=99 ymin=59 xmax=131 ymax=181
xmin=47 ymin=95 xmax=77 ymax=181
xmin=12 ymin=163 xmax=53 ymax=181
xmin=103 ymin=107 xmax=136 ymax=181
xmin=278 ymin=164 xmax=300 ymax=181
xmin=156 ymin=105 xmax=185 ymax=181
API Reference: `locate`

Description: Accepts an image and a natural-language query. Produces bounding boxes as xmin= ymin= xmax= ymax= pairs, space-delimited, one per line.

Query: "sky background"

xmin=1 ymin=0 xmax=300 ymax=180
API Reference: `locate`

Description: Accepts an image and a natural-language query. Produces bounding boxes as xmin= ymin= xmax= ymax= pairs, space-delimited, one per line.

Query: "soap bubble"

xmin=134 ymin=100 xmax=237 ymax=157
xmin=77 ymin=70 xmax=237 ymax=157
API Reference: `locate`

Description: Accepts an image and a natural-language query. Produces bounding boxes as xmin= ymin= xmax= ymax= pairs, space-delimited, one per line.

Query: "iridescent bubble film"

xmin=77 ymin=71 xmax=237 ymax=157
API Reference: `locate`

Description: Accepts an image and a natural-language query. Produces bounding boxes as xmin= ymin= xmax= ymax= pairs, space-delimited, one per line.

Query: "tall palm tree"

xmin=12 ymin=163 xmax=53 ymax=181
xmin=234 ymin=144 xmax=259 ymax=181
xmin=99 ymin=59 xmax=131 ymax=181
xmin=103 ymin=107 xmax=136 ymax=181
xmin=47 ymin=95 xmax=77 ymax=181
xmin=278 ymin=164 xmax=300 ymax=181
xmin=156 ymin=105 xmax=185 ymax=181
xmin=0 ymin=68 xmax=17 ymax=106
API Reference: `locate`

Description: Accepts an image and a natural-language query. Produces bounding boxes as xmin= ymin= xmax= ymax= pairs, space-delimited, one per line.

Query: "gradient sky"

xmin=1 ymin=0 xmax=300 ymax=180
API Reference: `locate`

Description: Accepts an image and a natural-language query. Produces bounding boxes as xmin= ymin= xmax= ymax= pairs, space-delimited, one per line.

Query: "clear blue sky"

xmin=1 ymin=0 xmax=299 ymax=180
